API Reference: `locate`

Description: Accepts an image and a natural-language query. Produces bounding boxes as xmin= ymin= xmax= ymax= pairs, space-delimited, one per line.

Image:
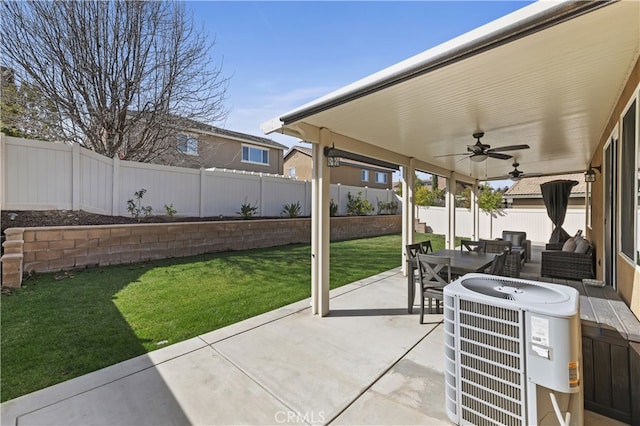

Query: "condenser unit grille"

xmin=456 ymin=297 xmax=526 ymax=425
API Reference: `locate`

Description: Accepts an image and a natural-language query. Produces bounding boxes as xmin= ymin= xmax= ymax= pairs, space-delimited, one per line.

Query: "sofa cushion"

xmin=574 ymin=237 xmax=591 ymax=254
xmin=562 ymin=237 xmax=577 ymax=252
xmin=503 ymin=232 xmax=526 ymax=247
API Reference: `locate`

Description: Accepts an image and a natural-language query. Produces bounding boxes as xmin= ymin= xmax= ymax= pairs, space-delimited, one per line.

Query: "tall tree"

xmin=1 ymin=1 xmax=228 ymax=161
xmin=1 ymin=67 xmax=60 ymax=140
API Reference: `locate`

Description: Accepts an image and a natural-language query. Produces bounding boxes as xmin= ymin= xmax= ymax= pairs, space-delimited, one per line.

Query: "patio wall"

xmin=416 ymin=206 xmax=586 ymax=243
xmin=0 ymin=215 xmax=401 ymax=288
xmin=0 ymin=135 xmax=398 ymax=218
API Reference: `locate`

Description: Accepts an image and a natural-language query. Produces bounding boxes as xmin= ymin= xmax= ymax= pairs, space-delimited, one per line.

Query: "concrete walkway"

xmin=1 ymin=266 xmax=624 ymax=425
xmin=1 ymin=268 xmax=451 ymax=426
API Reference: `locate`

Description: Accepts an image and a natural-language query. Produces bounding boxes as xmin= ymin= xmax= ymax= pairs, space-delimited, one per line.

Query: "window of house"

xmin=177 ymin=134 xmax=198 ymax=155
xmin=375 ymin=172 xmax=387 ymax=184
xmin=242 ymin=145 xmax=269 ymax=165
xmin=361 ymin=169 xmax=369 ymax=182
xmin=288 ymin=167 xmax=296 ymax=178
xmin=620 ymin=97 xmax=638 ymax=265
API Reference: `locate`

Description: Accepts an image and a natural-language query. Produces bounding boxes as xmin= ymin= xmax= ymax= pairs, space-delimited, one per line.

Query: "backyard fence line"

xmin=0 ymin=135 xmax=399 ymax=218
xmin=416 ymin=206 xmax=586 ymax=244
xmin=1 ymin=135 xmax=589 ymax=238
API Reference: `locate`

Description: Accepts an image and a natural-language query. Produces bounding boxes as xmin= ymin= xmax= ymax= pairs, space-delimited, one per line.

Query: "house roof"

xmin=504 ymin=173 xmax=586 ymax=199
xmin=186 ymin=119 xmax=287 ymax=150
xmin=284 ymin=145 xmax=396 ymax=172
xmin=262 ymin=1 xmax=639 ymax=182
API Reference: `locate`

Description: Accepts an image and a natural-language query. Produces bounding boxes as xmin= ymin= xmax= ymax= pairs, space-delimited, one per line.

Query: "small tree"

xmin=346 ymin=191 xmax=374 ymax=216
xmin=478 ymin=183 xmax=503 ymax=213
xmin=415 ymin=186 xmax=445 ymax=206
xmin=127 ymin=189 xmax=153 ymax=222
xmin=478 ymin=183 xmax=504 ymax=238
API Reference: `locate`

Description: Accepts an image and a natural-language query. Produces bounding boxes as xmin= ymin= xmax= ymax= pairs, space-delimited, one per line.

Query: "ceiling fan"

xmin=500 ymin=161 xmax=542 ymax=181
xmin=435 ymin=132 xmax=530 ymax=162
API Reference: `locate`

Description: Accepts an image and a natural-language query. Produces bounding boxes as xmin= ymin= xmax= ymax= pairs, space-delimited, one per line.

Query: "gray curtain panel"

xmin=541 ymin=180 xmax=578 ymax=243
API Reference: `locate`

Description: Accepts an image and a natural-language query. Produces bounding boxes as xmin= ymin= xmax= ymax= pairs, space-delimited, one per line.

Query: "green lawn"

xmin=0 ymin=233 xmax=452 ymax=402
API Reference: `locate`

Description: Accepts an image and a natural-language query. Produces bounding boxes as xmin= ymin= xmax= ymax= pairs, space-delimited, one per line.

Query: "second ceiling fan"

xmin=436 ymin=132 xmax=530 ymax=162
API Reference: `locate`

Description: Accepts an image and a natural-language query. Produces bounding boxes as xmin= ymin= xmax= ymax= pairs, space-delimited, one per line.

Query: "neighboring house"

xmin=503 ymin=173 xmax=586 ymax=208
xmin=153 ymin=119 xmax=287 ymax=174
xmin=284 ymin=145 xmax=393 ymax=189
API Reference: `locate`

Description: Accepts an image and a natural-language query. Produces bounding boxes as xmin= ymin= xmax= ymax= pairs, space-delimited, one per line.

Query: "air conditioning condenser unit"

xmin=443 ymin=274 xmax=582 ymax=426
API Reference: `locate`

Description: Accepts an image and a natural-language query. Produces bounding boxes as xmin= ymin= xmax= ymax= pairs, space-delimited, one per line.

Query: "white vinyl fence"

xmin=1 ymin=136 xmax=588 ymax=236
xmin=416 ymin=206 xmax=586 ymax=244
xmin=0 ymin=136 xmax=398 ymax=217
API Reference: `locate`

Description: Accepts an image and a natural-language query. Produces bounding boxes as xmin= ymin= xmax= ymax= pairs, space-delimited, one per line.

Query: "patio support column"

xmin=446 ymin=172 xmax=456 ymax=249
xmin=471 ymin=180 xmax=479 ymax=240
xmin=311 ymin=130 xmax=331 ymax=316
xmin=401 ymin=160 xmax=415 ymax=275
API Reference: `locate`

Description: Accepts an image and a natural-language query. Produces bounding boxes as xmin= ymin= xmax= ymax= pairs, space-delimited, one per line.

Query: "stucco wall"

xmin=1 ymin=215 xmax=401 ymax=287
xmin=588 ymin=56 xmax=640 ymax=317
xmin=155 ymin=133 xmax=283 ymax=175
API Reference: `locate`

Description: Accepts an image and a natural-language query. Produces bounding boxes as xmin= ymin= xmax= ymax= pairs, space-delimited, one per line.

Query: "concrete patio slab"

xmin=0 ymin=265 xmax=629 ymax=426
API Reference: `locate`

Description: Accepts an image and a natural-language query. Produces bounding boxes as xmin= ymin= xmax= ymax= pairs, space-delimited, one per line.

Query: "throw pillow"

xmin=562 ymin=237 xmax=576 ymax=252
xmin=574 ymin=237 xmax=590 ymax=254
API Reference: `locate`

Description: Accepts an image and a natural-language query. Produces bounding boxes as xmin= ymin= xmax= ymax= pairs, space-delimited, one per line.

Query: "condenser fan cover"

xmin=460 ymin=276 xmax=570 ymax=303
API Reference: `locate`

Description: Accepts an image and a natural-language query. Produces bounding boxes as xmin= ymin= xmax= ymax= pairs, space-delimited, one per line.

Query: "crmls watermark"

xmin=274 ymin=410 xmax=326 ymax=424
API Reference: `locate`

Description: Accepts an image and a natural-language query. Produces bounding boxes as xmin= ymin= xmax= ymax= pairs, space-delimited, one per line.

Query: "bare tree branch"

xmin=1 ymin=0 xmax=228 ymax=161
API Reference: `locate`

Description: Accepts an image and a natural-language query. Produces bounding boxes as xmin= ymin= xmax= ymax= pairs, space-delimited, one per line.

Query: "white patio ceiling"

xmin=263 ymin=0 xmax=640 ymax=181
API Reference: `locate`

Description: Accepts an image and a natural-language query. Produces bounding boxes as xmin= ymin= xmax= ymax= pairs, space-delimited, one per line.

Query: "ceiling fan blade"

xmin=487 ymin=144 xmax=530 ymax=153
xmin=487 ymin=152 xmax=512 ymax=160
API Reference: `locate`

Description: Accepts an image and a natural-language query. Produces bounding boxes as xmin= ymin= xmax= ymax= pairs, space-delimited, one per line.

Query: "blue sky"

xmin=184 ymin=1 xmax=534 ymax=186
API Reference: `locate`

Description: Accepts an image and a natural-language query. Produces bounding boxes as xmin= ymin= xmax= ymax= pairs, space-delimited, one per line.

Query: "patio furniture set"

xmin=406 ymin=233 xmax=524 ymax=324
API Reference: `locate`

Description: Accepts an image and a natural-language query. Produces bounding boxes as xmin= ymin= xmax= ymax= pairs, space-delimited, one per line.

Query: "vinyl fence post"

xmin=199 ymin=168 xmax=205 ymax=218
xmin=72 ymin=143 xmax=80 ymax=211
xmin=112 ymin=155 xmax=120 ymax=216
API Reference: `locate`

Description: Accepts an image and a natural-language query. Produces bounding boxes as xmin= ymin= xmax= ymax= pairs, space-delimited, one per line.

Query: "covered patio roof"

xmin=262 ymin=0 xmax=639 ymax=181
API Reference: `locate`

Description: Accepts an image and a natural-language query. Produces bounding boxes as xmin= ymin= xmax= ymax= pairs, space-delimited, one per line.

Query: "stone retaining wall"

xmin=1 ymin=215 xmax=401 ymax=287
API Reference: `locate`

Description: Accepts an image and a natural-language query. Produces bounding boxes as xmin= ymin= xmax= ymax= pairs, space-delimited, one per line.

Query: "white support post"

xmin=401 ymin=160 xmax=415 ymax=276
xmin=112 ymin=155 xmax=120 ymax=216
xmin=311 ymin=131 xmax=331 ymax=317
xmin=446 ymin=172 xmax=456 ymax=249
xmin=72 ymin=143 xmax=80 ymax=211
xmin=472 ymin=180 xmax=479 ymax=240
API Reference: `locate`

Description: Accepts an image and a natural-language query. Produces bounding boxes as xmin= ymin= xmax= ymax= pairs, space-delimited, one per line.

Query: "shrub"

xmin=164 ymin=204 xmax=177 ymax=218
xmin=329 ymin=199 xmax=338 ymax=217
xmin=281 ymin=201 xmax=301 ymax=218
xmin=346 ymin=191 xmax=374 ymax=216
xmin=127 ymin=188 xmax=153 ymax=222
xmin=237 ymin=200 xmax=258 ymax=219
xmin=376 ymin=199 xmax=400 ymax=215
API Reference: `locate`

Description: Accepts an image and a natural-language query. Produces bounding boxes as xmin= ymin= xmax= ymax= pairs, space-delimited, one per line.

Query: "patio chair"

xmin=483 ymin=239 xmax=512 ymax=254
xmin=420 ymin=240 xmax=434 ymax=254
xmin=501 ymin=230 xmax=531 ymax=263
xmin=487 ymin=251 xmax=507 ymax=276
xmin=416 ymin=253 xmax=451 ymax=323
xmin=460 ymin=240 xmax=486 ymax=253
xmin=405 ymin=242 xmax=433 ymax=313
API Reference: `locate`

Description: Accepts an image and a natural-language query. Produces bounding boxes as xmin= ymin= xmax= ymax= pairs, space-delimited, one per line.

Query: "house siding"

xmin=283 ymin=147 xmax=392 ymax=189
xmin=155 ymin=133 xmax=284 ymax=175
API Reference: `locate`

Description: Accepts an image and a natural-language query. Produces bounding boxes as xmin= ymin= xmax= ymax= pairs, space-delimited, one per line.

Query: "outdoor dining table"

xmin=407 ymin=249 xmax=496 ymax=313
